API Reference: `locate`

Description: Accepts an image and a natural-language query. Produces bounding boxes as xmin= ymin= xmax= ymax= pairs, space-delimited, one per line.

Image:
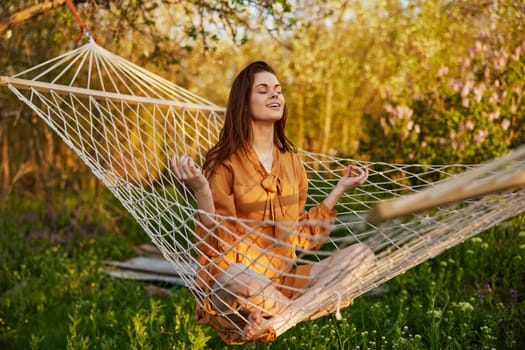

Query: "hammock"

xmin=2 ymin=39 xmax=525 ymax=344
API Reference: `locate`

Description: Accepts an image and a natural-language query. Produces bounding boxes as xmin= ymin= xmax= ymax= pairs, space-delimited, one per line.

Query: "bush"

xmin=372 ymin=34 xmax=525 ymax=165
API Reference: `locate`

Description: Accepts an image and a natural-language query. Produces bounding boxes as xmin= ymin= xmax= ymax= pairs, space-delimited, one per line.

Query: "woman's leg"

xmin=289 ymin=243 xmax=375 ymax=311
xmin=210 ymin=263 xmax=290 ymax=337
xmin=309 ymin=243 xmax=375 ymax=287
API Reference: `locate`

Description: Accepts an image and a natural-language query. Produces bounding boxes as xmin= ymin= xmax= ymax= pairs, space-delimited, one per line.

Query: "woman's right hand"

xmin=171 ymin=154 xmax=215 ymax=226
xmin=171 ymin=154 xmax=209 ymax=193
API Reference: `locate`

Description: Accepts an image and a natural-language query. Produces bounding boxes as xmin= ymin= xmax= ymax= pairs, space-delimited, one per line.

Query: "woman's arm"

xmin=322 ymin=165 xmax=368 ymax=210
xmin=171 ymin=153 xmax=215 ymax=226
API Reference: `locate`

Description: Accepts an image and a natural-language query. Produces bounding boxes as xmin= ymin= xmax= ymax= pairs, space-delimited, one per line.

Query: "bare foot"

xmin=243 ymin=310 xmax=263 ymax=338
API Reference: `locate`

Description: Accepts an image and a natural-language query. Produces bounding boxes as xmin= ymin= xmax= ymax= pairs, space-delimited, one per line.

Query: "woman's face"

xmin=249 ymin=71 xmax=285 ymax=122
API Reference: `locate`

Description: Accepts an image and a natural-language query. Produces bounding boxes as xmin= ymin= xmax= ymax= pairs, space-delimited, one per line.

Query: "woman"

xmin=171 ymin=61 xmax=374 ymax=344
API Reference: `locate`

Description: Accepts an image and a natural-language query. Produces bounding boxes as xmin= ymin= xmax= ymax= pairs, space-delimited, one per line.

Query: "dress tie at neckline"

xmin=261 ymin=174 xmax=281 ymax=194
xmin=261 ymin=174 xmax=284 ymax=221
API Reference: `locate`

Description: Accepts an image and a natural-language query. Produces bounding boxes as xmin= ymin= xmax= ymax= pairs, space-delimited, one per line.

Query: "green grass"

xmin=1 ymin=194 xmax=524 ymax=349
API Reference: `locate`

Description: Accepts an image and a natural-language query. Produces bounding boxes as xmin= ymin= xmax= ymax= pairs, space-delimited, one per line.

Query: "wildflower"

xmin=489 ymin=91 xmax=499 ymax=104
xmin=484 ymin=66 xmax=491 ymax=80
xmin=396 ymin=105 xmax=413 ymax=118
xmin=384 ymin=103 xmax=396 ymax=114
xmin=474 ymin=40 xmax=483 ymax=52
xmin=457 ymin=302 xmax=474 ymax=312
xmin=511 ymin=46 xmax=521 ymax=61
xmin=487 ymin=109 xmax=500 ymax=121
xmin=477 ymin=289 xmax=484 ymax=300
xmin=501 ymin=119 xmax=510 ymax=130
xmin=450 ymin=78 xmax=462 ymax=92
xmin=473 ymin=83 xmax=486 ymax=102
xmin=510 ymin=289 xmax=518 ymax=299
xmin=477 ymin=282 xmax=492 ymax=303
xmin=473 ymin=129 xmax=488 ymax=144
xmin=493 ymin=55 xmax=507 ymax=70
xmin=461 ymin=76 xmax=474 ymax=98
xmin=437 ymin=65 xmax=449 ymax=76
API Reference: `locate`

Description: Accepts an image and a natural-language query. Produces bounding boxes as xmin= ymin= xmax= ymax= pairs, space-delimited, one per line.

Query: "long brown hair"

xmin=203 ymin=61 xmax=294 ymax=175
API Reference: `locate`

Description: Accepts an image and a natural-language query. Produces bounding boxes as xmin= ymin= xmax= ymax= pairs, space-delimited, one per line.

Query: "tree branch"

xmin=0 ymin=0 xmax=68 ymax=36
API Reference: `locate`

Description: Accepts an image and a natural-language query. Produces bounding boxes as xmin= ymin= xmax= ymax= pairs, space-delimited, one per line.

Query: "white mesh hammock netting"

xmin=2 ymin=39 xmax=525 ymax=343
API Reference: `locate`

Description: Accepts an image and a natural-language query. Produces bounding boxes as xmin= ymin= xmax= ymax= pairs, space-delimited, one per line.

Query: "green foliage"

xmin=1 ymin=197 xmax=524 ymax=349
xmin=0 ymin=198 xmax=212 ymax=350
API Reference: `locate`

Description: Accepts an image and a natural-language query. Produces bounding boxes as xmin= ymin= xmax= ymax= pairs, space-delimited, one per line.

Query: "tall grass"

xmin=1 ymin=193 xmax=523 ymax=349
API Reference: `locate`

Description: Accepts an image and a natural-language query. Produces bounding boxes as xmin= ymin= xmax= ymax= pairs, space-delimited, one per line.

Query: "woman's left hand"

xmin=336 ymin=164 xmax=368 ymax=192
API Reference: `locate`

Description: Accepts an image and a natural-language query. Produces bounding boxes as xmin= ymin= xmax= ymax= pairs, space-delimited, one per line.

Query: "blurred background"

xmin=1 ymin=0 xmax=524 ymax=214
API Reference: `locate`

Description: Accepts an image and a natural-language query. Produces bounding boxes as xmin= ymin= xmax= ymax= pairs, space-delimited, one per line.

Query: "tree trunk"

xmin=320 ymin=82 xmax=333 ymax=156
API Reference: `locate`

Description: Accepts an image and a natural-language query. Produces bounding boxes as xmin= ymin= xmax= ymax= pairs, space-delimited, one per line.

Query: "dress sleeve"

xmin=295 ymin=157 xmax=337 ymax=251
xmin=193 ymin=163 xmax=243 ymax=291
xmin=194 ymin=163 xmax=237 ymax=247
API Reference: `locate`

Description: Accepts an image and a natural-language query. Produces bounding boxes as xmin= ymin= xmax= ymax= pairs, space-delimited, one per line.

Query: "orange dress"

xmin=192 ymin=145 xmax=337 ymax=343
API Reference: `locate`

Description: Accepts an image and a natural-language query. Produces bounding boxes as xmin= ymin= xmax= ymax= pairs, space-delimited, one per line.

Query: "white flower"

xmin=456 ymin=302 xmax=474 ymax=312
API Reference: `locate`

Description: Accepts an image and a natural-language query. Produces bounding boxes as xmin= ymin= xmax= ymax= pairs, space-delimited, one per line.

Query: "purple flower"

xmin=510 ymin=289 xmax=518 ymax=299
xmin=473 ymin=129 xmax=488 ymax=144
xmin=477 ymin=289 xmax=484 ymax=299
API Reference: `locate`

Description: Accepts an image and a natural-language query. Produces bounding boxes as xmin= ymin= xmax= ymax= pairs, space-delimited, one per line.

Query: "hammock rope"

xmin=65 ymin=0 xmax=93 ymax=42
xmin=2 ymin=40 xmax=525 ymax=344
